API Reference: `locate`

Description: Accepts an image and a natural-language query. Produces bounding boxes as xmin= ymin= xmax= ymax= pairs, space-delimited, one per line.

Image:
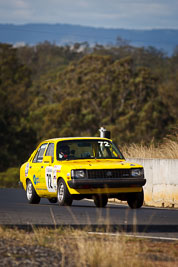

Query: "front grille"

xmin=87 ymin=169 xmax=131 ymax=179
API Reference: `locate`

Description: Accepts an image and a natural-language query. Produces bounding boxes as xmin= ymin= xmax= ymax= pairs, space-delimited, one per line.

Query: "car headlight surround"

xmin=71 ymin=170 xmax=86 ymax=179
xmin=131 ymin=168 xmax=144 ymax=177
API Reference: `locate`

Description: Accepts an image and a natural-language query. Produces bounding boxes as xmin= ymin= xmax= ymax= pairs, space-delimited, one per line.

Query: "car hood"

xmin=60 ymin=159 xmax=143 ymax=169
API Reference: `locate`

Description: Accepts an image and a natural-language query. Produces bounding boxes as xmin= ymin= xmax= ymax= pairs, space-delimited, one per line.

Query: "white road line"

xmin=88 ymin=232 xmax=178 ymax=241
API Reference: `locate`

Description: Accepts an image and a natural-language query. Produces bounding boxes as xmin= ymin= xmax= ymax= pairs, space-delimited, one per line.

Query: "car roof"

xmin=43 ymin=137 xmax=112 ymax=143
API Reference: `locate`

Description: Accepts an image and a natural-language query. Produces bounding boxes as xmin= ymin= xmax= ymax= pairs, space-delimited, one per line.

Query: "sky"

xmin=0 ymin=0 xmax=178 ymax=29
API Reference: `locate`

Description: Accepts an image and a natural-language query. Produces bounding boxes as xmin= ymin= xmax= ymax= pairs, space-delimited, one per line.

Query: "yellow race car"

xmin=20 ymin=137 xmax=146 ymax=208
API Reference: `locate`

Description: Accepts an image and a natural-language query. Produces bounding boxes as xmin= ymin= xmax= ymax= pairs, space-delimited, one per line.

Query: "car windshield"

xmin=56 ymin=139 xmax=124 ymax=161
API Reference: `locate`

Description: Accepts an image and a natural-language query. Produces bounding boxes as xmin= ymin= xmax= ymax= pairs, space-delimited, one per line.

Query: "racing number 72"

xmin=47 ymin=173 xmax=53 ymax=189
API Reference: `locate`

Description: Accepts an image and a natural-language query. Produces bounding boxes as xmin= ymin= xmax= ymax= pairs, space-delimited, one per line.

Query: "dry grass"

xmin=0 ymin=227 xmax=178 ymax=266
xmin=122 ymin=133 xmax=178 ymax=159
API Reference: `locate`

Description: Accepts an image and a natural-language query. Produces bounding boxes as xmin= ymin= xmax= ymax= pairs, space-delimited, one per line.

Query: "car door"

xmin=40 ymin=142 xmax=57 ymax=194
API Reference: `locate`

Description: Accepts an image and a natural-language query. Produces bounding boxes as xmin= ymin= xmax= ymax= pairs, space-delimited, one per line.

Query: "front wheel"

xmin=127 ymin=189 xmax=144 ymax=209
xmin=57 ymin=179 xmax=73 ymax=206
xmin=26 ymin=180 xmax=40 ymax=204
xmin=93 ymin=195 xmax=108 ymax=208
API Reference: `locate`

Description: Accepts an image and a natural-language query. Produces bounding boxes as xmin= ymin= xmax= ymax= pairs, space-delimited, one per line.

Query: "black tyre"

xmin=26 ymin=180 xmax=40 ymax=204
xmin=57 ymin=179 xmax=73 ymax=206
xmin=127 ymin=189 xmax=144 ymax=209
xmin=48 ymin=198 xmax=57 ymax=203
xmin=93 ymin=194 xmax=108 ymax=208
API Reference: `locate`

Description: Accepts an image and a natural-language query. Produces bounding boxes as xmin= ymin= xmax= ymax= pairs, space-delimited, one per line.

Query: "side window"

xmin=45 ymin=143 xmax=54 ymax=162
xmin=33 ymin=143 xmax=48 ymax=163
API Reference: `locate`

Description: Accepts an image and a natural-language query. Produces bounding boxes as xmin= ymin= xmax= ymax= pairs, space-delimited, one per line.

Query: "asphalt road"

xmin=0 ymin=188 xmax=178 ymax=239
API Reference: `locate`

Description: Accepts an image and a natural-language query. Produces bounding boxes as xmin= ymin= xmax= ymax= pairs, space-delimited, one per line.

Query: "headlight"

xmin=131 ymin=168 xmax=144 ymax=177
xmin=71 ymin=170 xmax=86 ymax=179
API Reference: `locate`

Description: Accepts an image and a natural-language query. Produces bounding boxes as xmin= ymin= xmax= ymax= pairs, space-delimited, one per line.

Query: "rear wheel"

xmin=93 ymin=195 xmax=108 ymax=208
xmin=127 ymin=189 xmax=144 ymax=209
xmin=57 ymin=179 xmax=73 ymax=206
xmin=26 ymin=180 xmax=40 ymax=204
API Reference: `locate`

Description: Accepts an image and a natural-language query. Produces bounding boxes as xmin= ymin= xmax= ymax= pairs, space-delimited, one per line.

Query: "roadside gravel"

xmin=0 ymin=239 xmax=63 ymax=267
xmin=0 ymin=228 xmax=178 ymax=267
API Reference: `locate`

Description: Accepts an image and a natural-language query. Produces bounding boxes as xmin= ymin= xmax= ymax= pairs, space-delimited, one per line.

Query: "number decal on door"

xmin=45 ymin=167 xmax=56 ymax=193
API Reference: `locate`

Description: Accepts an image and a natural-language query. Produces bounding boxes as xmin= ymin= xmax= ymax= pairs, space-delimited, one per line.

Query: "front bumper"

xmin=68 ymin=178 xmax=146 ymax=189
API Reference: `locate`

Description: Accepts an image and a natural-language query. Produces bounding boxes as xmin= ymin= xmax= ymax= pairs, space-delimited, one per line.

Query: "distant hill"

xmin=0 ymin=23 xmax=178 ymax=55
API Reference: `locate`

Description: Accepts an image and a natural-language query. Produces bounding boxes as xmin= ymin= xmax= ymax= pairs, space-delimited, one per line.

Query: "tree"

xmin=0 ymin=44 xmax=36 ymax=170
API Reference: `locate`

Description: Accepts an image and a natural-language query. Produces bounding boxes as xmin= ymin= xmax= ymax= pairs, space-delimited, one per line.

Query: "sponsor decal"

xmin=54 ymin=165 xmax=62 ymax=170
xmin=130 ymin=164 xmax=136 ymax=166
xmin=33 ymin=174 xmax=40 ymax=185
xmin=54 ymin=165 xmax=62 ymax=179
xmin=36 ymin=188 xmax=47 ymax=191
xmin=25 ymin=162 xmax=29 ymax=177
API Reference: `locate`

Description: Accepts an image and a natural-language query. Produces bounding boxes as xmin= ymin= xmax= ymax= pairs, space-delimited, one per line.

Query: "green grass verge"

xmin=0 ymin=168 xmax=19 ymax=188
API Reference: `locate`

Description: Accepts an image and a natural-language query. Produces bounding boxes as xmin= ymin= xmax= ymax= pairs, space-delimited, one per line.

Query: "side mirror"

xmin=43 ymin=156 xmax=52 ymax=164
